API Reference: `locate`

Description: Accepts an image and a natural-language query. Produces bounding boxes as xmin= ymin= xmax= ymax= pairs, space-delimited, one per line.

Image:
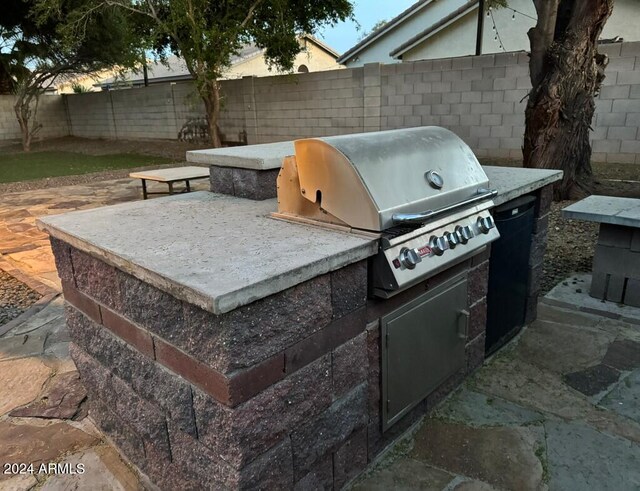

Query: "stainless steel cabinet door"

xmin=382 ymin=277 xmax=468 ymax=430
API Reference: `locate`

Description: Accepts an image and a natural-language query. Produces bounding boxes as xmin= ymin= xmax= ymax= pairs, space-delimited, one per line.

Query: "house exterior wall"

xmin=342 ymin=0 xmax=473 ymax=67
xmin=403 ymin=10 xmax=479 ymax=61
xmin=350 ymin=0 xmax=640 ymax=65
xmin=227 ymin=43 xmax=342 ymax=79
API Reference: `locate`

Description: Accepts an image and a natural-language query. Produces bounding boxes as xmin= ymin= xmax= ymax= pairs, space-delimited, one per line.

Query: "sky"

xmin=317 ymin=0 xmax=418 ymax=54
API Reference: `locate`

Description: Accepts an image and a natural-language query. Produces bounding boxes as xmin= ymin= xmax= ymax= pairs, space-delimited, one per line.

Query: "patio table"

xmin=129 ymin=166 xmax=210 ymax=200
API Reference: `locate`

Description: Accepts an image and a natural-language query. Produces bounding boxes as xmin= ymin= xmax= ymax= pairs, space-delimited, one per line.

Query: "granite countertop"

xmin=38 ymin=164 xmax=561 ymax=316
xmin=37 ymin=192 xmax=377 ymax=315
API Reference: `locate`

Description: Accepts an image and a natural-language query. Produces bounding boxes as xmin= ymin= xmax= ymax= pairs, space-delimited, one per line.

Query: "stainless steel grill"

xmin=274 ymin=126 xmax=500 ymax=297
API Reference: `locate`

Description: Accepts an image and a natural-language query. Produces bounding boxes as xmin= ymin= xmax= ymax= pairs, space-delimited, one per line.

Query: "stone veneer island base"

xmin=39 ymin=166 xmax=560 ymax=490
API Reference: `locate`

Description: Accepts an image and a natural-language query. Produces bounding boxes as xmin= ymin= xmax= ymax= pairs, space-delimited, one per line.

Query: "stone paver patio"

xmin=1 ymin=177 xmax=639 ymax=490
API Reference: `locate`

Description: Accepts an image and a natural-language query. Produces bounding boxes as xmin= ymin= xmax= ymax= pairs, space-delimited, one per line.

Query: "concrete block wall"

xmin=250 ymin=68 xmax=365 ymax=143
xmin=6 ymin=41 xmax=637 ymax=163
xmin=592 ymin=42 xmax=640 ymax=164
xmin=0 ymin=95 xmax=69 ymax=144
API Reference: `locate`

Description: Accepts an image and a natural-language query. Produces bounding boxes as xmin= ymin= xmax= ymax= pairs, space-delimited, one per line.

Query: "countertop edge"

xmin=37 ymin=217 xmax=378 ymax=315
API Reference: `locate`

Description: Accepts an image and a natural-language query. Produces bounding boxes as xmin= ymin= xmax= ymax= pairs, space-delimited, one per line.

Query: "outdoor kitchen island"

xmin=38 ymin=158 xmax=561 ymax=489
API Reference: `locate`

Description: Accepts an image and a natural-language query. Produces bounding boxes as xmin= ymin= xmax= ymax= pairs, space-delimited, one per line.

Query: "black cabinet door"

xmin=382 ymin=277 xmax=467 ymax=430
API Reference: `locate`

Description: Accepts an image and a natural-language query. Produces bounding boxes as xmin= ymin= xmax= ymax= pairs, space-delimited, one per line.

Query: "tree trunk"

xmin=202 ymin=80 xmax=222 ymax=148
xmin=14 ymin=97 xmax=32 ymax=152
xmin=523 ymin=0 xmax=614 ymax=200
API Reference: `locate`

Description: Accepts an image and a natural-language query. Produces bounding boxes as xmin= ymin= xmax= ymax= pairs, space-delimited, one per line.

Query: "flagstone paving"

xmin=0 ymin=176 xmax=209 ymax=490
xmin=0 ymin=177 xmax=209 ymax=292
xmin=2 ymin=177 xmax=640 ymax=490
xmin=352 ymin=301 xmax=640 ymax=491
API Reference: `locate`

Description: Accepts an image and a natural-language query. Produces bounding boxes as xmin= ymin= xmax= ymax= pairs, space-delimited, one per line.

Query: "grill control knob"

xmin=456 ymin=225 xmax=474 ymax=244
xmin=477 ymin=216 xmax=495 ymax=234
xmin=399 ymin=247 xmax=421 ymax=270
xmin=429 ymin=235 xmax=448 ymax=256
xmin=445 ymin=231 xmax=459 ymax=249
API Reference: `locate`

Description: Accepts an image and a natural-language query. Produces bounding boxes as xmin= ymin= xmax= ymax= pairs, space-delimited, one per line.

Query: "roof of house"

xmin=100 ymin=35 xmax=338 ymax=88
xmin=336 ymin=0 xmax=437 ymax=64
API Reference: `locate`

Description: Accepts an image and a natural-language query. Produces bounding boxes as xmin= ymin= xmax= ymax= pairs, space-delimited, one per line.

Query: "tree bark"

xmin=523 ymin=0 xmax=614 ymax=200
xmin=201 ymin=80 xmax=222 ymax=148
xmin=14 ymin=96 xmax=33 ymax=152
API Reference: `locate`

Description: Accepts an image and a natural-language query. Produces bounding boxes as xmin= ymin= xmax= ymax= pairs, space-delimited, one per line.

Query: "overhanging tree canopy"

xmin=61 ymin=0 xmax=354 ymax=147
xmin=0 ymin=0 xmax=145 ymax=151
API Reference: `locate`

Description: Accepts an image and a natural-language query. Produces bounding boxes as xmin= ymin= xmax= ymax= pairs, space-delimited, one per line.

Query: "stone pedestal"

xmin=591 ymin=224 xmax=640 ymax=306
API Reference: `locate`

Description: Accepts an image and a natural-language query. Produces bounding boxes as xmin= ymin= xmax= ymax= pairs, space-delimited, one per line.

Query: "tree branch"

xmin=528 ymin=0 xmax=560 ymax=88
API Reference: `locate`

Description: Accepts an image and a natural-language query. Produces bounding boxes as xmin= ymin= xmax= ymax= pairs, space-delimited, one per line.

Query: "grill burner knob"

xmin=399 ymin=247 xmax=422 ymax=269
xmin=456 ymin=225 xmax=474 ymax=244
xmin=477 ymin=216 xmax=495 ymax=234
xmin=429 ymin=236 xmax=448 ymax=256
xmin=445 ymin=231 xmax=459 ymax=249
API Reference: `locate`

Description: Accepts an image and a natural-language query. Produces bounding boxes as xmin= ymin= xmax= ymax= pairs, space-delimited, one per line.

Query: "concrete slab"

xmin=129 ymin=166 xmax=209 ymax=182
xmin=38 ymin=192 xmax=377 ymax=315
xmin=436 ymin=389 xmax=544 ymax=427
xmin=351 ymin=457 xmax=454 ymax=491
xmin=562 ymin=195 xmax=640 ymax=228
xmin=410 ymin=420 xmax=545 ymax=491
xmin=187 ymin=141 xmax=295 ymax=170
xmin=545 ymin=419 xmax=640 ymax=491
xmin=543 ymin=273 xmax=640 ymax=325
xmin=483 ymin=166 xmax=562 ymax=207
xmin=600 ymin=369 xmax=640 ymax=424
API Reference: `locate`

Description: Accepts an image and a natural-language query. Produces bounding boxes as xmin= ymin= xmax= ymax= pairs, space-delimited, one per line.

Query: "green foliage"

xmin=358 ymin=19 xmax=388 ymax=41
xmin=0 ymin=0 xmax=146 ymax=149
xmin=71 ymin=82 xmax=90 ymax=93
xmin=53 ymin=0 xmax=354 ymax=145
xmin=486 ymin=0 xmax=508 ymax=9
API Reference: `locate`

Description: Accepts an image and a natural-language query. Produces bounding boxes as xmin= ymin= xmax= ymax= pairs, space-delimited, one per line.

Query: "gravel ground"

xmin=541 ymin=201 xmax=599 ymax=294
xmin=0 ymin=270 xmax=42 ymax=327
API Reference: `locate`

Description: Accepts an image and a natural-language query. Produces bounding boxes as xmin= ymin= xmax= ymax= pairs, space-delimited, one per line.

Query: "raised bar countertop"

xmin=37 ymin=165 xmax=561 ymax=316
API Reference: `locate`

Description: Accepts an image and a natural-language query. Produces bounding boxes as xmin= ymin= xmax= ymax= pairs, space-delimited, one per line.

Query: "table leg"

xmin=168 ymin=182 xmax=174 ymax=195
xmin=141 ymin=179 xmax=148 ymax=200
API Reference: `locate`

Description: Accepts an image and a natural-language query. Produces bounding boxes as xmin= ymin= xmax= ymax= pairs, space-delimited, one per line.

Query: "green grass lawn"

xmin=0 ymin=151 xmax=172 ymax=183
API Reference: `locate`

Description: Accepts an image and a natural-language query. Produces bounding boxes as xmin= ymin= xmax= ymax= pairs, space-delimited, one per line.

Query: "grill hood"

xmin=290 ymin=127 xmax=490 ymax=231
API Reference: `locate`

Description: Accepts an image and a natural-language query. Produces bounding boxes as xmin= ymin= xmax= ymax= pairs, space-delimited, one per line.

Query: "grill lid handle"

xmin=392 ymin=188 xmax=498 ymax=225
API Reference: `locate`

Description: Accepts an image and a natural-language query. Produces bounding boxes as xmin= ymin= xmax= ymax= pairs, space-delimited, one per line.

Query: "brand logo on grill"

xmin=418 ymin=246 xmax=432 ymax=257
